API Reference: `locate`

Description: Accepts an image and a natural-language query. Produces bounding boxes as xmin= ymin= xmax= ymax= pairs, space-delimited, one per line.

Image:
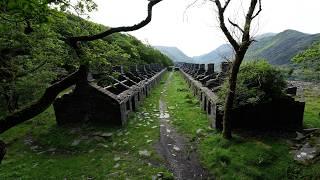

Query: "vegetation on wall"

xmin=217 ymin=60 xmax=287 ymax=108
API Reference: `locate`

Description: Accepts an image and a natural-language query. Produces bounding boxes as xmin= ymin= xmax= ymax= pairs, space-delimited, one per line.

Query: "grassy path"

xmin=155 ymin=72 xmax=211 ymax=179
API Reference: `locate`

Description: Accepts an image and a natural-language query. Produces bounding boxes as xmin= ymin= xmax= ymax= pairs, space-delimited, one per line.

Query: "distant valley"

xmin=153 ymin=46 xmax=193 ymax=63
xmin=154 ymin=29 xmax=320 ymax=65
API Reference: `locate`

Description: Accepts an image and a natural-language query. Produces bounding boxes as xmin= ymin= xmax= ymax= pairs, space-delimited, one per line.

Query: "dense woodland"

xmin=0 ymin=7 xmax=172 ymax=116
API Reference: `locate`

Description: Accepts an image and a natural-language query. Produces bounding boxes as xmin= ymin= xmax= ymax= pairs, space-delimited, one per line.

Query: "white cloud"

xmin=90 ymin=0 xmax=320 ymax=56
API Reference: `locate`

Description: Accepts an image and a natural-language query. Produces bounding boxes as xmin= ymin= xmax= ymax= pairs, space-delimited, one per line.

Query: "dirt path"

xmin=155 ymin=72 xmax=212 ymax=180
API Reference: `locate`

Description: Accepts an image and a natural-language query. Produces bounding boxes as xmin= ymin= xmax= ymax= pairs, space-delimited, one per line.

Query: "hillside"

xmin=194 ymin=30 xmax=320 ymax=65
xmin=247 ymin=30 xmax=320 ymax=64
xmin=193 ymin=44 xmax=233 ymax=65
xmin=193 ymin=33 xmax=277 ymax=64
xmin=0 ymin=12 xmax=172 ymax=114
xmin=153 ymin=46 xmax=193 ymax=63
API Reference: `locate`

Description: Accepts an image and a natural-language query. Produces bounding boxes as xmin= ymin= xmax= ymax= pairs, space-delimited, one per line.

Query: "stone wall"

xmin=178 ymin=62 xmax=305 ymax=131
xmin=54 ymin=64 xmax=166 ymax=126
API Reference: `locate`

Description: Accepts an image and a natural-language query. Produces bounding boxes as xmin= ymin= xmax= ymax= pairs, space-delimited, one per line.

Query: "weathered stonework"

xmin=178 ymin=62 xmax=305 ymax=131
xmin=54 ymin=64 xmax=166 ymax=126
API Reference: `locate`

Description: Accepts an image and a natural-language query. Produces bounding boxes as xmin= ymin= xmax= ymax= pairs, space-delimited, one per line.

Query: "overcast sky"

xmin=90 ymin=0 xmax=320 ymax=57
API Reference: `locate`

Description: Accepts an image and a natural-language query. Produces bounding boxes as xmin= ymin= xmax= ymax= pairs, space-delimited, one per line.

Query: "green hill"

xmin=246 ymin=30 xmax=320 ymax=65
xmin=193 ymin=44 xmax=233 ymax=65
xmin=0 ymin=12 xmax=172 ymax=114
xmin=153 ymin=46 xmax=193 ymax=63
xmin=194 ymin=30 xmax=320 ymax=65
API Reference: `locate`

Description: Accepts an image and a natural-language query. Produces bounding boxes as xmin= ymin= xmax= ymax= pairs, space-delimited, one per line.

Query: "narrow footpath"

xmin=155 ymin=72 xmax=211 ymax=180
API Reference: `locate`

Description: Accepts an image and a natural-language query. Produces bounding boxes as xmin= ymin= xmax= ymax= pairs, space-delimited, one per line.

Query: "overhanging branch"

xmin=0 ymin=65 xmax=87 ymax=134
xmin=67 ymin=0 xmax=163 ymax=46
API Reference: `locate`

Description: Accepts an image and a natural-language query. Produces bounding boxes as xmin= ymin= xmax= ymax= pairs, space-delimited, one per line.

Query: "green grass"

xmin=1 ymin=71 xmax=319 ymax=179
xmin=0 ymin=73 xmax=173 ymax=179
xmin=303 ymin=89 xmax=320 ymax=128
xmin=164 ymin=72 xmax=209 ymax=139
xmin=163 ymin=71 xmax=320 ymax=179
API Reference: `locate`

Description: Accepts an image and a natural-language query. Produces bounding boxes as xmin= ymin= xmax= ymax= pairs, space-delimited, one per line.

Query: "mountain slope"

xmin=192 ymin=33 xmax=277 ymax=64
xmin=194 ymin=30 xmax=320 ymax=65
xmin=193 ymin=44 xmax=233 ymax=64
xmin=246 ymin=30 xmax=320 ymax=64
xmin=154 ymin=46 xmax=193 ymax=63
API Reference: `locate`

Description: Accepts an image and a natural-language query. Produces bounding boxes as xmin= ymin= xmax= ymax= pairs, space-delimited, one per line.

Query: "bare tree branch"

xmin=252 ymin=0 xmax=262 ymax=19
xmin=212 ymin=0 xmax=240 ymax=50
xmin=228 ymin=18 xmax=244 ymax=33
xmin=183 ymin=0 xmax=199 ymax=20
xmin=222 ymin=0 xmax=231 ymax=11
xmin=242 ymin=0 xmax=260 ymax=46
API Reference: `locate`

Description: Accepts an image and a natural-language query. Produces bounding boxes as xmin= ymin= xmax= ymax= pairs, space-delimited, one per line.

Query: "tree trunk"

xmin=0 ymin=65 xmax=88 ymax=134
xmin=222 ymin=52 xmax=246 ymax=139
xmin=213 ymin=0 xmax=261 ymax=139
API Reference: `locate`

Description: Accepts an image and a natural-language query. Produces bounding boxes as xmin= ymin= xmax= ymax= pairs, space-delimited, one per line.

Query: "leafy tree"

xmin=0 ymin=0 xmax=161 ymax=145
xmin=0 ymin=0 xmax=97 ymax=34
xmin=0 ymin=0 xmax=100 ymax=115
xmin=0 ymin=11 xmax=74 ymax=114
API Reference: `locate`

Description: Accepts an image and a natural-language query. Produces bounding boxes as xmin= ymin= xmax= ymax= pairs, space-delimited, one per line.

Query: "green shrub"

xmin=218 ymin=60 xmax=287 ymax=108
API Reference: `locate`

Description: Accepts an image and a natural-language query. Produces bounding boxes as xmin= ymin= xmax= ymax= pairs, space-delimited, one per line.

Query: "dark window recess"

xmin=208 ymin=101 xmax=212 ymax=115
xmin=204 ymin=96 xmax=207 ymax=111
xmin=126 ymin=101 xmax=130 ymax=111
xmin=131 ymin=97 xmax=136 ymax=111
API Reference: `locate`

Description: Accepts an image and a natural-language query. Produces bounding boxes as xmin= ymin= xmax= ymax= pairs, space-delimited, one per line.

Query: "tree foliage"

xmin=0 ymin=3 xmax=172 ymax=115
xmin=218 ymin=60 xmax=287 ymax=108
